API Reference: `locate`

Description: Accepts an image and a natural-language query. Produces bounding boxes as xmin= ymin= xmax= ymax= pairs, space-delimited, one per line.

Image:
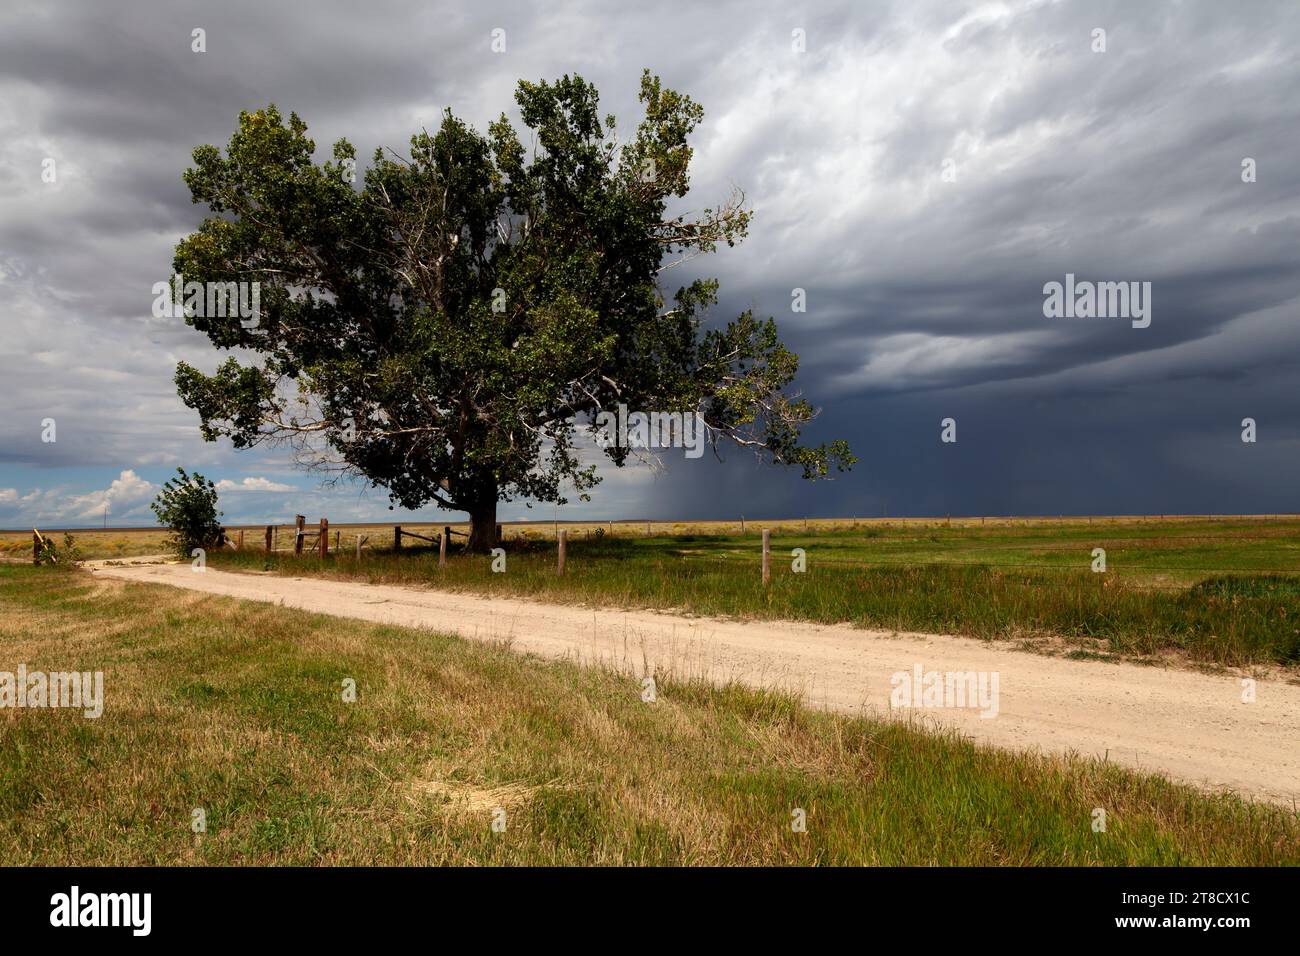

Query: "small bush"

xmin=150 ymin=468 xmax=223 ymax=558
xmin=60 ymin=533 xmax=83 ymax=563
xmin=34 ymin=535 xmax=58 ymax=566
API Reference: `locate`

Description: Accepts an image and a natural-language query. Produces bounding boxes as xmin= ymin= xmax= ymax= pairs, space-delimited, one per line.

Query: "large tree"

xmin=172 ymin=71 xmax=854 ymax=551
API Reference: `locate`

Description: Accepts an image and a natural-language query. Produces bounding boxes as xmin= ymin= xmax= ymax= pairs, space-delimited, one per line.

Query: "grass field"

xmin=5 ymin=513 xmax=1299 ymax=562
xmin=0 ymin=528 xmax=173 ymax=560
xmin=179 ymin=517 xmax=1300 ymax=669
xmin=0 ymin=563 xmax=1295 ymax=865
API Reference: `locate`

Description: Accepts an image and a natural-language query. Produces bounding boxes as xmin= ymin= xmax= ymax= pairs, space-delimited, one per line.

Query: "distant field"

xmin=0 ymin=527 xmax=173 ymax=559
xmin=7 ymin=516 xmax=1299 ymax=666
xmin=5 ymin=513 xmax=1298 ymax=566
xmin=189 ymin=516 xmax=1300 ymax=668
xmin=1 ymin=564 xmax=1294 ymax=865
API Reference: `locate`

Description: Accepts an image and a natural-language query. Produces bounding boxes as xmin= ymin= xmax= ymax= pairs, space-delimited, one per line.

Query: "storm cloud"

xmin=1 ymin=0 xmax=1297 ymax=525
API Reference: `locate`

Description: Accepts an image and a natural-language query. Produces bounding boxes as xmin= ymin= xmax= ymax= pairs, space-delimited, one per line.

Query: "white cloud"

xmin=215 ymin=477 xmax=296 ymax=493
xmin=62 ymin=469 xmax=156 ymax=521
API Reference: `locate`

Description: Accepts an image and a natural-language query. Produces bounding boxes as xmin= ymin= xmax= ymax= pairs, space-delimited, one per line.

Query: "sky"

xmin=1 ymin=0 xmax=1297 ymax=528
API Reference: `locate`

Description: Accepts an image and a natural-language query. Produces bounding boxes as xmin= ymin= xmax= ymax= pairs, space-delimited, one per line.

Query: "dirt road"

xmin=92 ymin=560 xmax=1300 ymax=806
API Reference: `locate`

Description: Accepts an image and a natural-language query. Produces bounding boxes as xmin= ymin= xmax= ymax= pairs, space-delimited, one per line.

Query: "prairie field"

xmin=179 ymin=516 xmax=1300 ymax=669
xmin=8 ymin=515 xmax=1299 ymax=667
xmin=0 ymin=563 xmax=1295 ymax=866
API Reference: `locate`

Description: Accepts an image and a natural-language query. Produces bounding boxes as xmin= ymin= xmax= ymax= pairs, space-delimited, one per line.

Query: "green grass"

xmin=0 ymin=563 xmax=1295 ymax=865
xmin=209 ymin=518 xmax=1300 ymax=667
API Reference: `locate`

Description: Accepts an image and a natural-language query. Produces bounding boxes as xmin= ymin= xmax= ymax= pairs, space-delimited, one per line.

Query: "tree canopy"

xmin=172 ymin=70 xmax=854 ymax=549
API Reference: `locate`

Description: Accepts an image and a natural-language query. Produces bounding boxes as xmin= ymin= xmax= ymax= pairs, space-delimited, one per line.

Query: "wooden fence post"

xmin=294 ymin=515 xmax=305 ymax=555
xmin=645 ymin=521 xmax=651 ymax=537
xmin=439 ymin=527 xmax=448 ymax=568
xmin=762 ymin=529 xmax=770 ymax=585
xmin=740 ymin=516 xmax=746 ymax=534
xmin=236 ymin=529 xmax=244 ymax=550
xmin=394 ymin=525 xmax=401 ymax=551
xmin=557 ymin=529 xmax=567 ymax=576
xmin=265 ymin=525 xmax=273 ymax=552
xmin=319 ymin=518 xmax=329 ymax=559
xmin=355 ymin=535 xmax=363 ymax=561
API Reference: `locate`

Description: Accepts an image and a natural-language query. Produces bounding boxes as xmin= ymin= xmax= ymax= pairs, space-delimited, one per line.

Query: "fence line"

xmin=216 ymin=515 xmax=1300 ymax=587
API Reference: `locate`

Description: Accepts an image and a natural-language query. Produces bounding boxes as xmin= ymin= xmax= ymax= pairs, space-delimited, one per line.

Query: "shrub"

xmin=34 ymin=534 xmax=58 ymax=566
xmin=150 ymin=468 xmax=223 ymax=558
xmin=60 ymin=533 xmax=83 ymax=563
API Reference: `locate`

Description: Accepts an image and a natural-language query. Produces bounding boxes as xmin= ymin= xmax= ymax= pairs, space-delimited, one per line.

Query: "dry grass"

xmin=6 ymin=512 xmax=1298 ymax=559
xmin=210 ymin=517 xmax=1300 ymax=666
xmin=0 ymin=563 xmax=1295 ymax=866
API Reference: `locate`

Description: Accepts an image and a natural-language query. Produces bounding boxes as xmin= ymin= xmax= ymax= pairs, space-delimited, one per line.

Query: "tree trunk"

xmin=466 ymin=497 xmax=498 ymax=553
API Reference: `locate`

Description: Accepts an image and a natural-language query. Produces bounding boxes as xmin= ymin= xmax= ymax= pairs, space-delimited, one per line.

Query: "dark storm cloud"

xmin=1 ymin=0 xmax=1297 ymax=524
